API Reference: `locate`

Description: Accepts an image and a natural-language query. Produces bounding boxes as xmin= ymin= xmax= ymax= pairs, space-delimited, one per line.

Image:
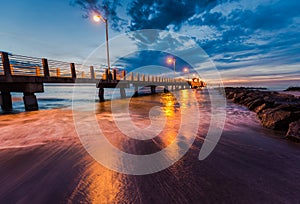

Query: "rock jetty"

xmin=225 ymin=87 xmax=300 ymax=141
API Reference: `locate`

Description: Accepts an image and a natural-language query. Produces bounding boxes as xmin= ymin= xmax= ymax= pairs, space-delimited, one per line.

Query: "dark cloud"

xmin=191 ymin=0 xmax=300 ymax=71
xmin=70 ymin=0 xmax=126 ymax=31
xmin=72 ymin=0 xmax=300 ymax=77
xmin=127 ymin=0 xmax=225 ymax=31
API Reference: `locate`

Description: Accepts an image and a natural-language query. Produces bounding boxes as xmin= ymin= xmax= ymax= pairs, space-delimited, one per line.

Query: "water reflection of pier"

xmin=0 ymin=52 xmax=189 ymax=111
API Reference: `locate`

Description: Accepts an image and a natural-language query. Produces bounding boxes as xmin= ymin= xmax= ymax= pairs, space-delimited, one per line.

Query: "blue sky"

xmin=0 ymin=0 xmax=299 ymax=87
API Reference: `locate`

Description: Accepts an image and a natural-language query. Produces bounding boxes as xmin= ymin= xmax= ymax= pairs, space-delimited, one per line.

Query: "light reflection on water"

xmin=69 ymin=88 xmax=205 ymax=201
xmin=3 ymin=86 xmax=290 ymax=203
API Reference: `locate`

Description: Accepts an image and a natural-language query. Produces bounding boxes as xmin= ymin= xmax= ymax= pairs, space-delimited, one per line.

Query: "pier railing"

xmin=0 ymin=54 xmax=3 ymax=75
xmin=0 ymin=52 xmax=187 ymax=83
xmin=0 ymin=51 xmax=192 ymax=111
xmin=9 ymin=54 xmax=44 ymax=76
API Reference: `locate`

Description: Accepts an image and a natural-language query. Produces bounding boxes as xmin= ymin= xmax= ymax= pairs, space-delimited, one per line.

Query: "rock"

xmin=286 ymin=120 xmax=300 ymax=141
xmin=254 ymin=102 xmax=273 ymax=114
xmin=259 ymin=109 xmax=300 ymax=130
xmin=233 ymin=92 xmax=247 ymax=103
xmin=224 ymin=87 xmax=300 ymax=140
xmin=227 ymin=92 xmax=235 ymax=99
xmin=247 ymin=98 xmax=265 ymax=111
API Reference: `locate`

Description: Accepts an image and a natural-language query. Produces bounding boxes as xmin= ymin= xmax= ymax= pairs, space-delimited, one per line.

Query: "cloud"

xmin=70 ymin=0 xmax=126 ymax=31
xmin=126 ymin=0 xmax=224 ymax=31
xmin=72 ymin=0 xmax=300 ymax=84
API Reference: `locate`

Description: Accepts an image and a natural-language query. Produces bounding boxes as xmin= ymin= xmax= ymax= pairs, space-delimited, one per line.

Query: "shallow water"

xmin=0 ymin=88 xmax=300 ymax=203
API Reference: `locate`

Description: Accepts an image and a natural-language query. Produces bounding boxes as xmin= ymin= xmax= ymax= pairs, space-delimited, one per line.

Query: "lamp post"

xmin=167 ymin=57 xmax=176 ymax=77
xmin=93 ymin=14 xmax=111 ymax=73
xmin=183 ymin=67 xmax=189 ymax=80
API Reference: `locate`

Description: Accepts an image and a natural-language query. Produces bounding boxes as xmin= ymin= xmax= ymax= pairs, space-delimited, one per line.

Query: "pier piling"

xmin=133 ymin=86 xmax=139 ymax=97
xmin=0 ymin=92 xmax=12 ymax=111
xmin=120 ymin=88 xmax=126 ymax=98
xmin=23 ymin=93 xmax=38 ymax=111
xmin=150 ymin=86 xmax=156 ymax=94
xmin=98 ymin=88 xmax=105 ymax=102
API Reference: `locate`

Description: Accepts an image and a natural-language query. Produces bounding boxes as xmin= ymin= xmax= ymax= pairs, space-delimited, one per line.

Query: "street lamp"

xmin=183 ymin=67 xmax=189 ymax=80
xmin=93 ymin=14 xmax=111 ymax=74
xmin=166 ymin=56 xmax=176 ymax=77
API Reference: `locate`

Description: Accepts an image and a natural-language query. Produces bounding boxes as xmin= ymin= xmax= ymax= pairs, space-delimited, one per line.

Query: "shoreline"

xmin=1 ymin=89 xmax=300 ymax=202
xmin=225 ymin=87 xmax=300 ymax=141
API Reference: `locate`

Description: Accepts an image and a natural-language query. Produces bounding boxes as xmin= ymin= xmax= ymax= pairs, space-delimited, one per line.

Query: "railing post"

xmin=105 ymin=69 xmax=108 ymax=80
xmin=90 ymin=66 xmax=95 ymax=79
xmin=56 ymin=68 xmax=60 ymax=77
xmin=130 ymin=72 xmax=133 ymax=81
xmin=42 ymin=58 xmax=50 ymax=77
xmin=113 ymin=69 xmax=117 ymax=80
xmin=1 ymin=52 xmax=12 ymax=77
xmin=36 ymin=66 xmax=40 ymax=76
xmin=10 ymin=64 xmax=14 ymax=75
xmin=70 ymin=63 xmax=76 ymax=79
xmin=105 ymin=68 xmax=112 ymax=80
xmin=122 ymin=70 xmax=126 ymax=80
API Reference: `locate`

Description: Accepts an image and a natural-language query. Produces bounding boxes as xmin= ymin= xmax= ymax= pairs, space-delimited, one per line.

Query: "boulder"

xmin=259 ymin=109 xmax=300 ymax=130
xmin=233 ymin=91 xmax=250 ymax=103
xmin=224 ymin=87 xmax=300 ymax=140
xmin=254 ymin=102 xmax=274 ymax=114
xmin=247 ymin=98 xmax=265 ymax=111
xmin=227 ymin=92 xmax=235 ymax=99
xmin=286 ymin=120 xmax=300 ymax=141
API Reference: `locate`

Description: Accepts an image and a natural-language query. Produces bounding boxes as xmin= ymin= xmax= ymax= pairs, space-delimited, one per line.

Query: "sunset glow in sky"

xmin=0 ymin=0 xmax=299 ymax=88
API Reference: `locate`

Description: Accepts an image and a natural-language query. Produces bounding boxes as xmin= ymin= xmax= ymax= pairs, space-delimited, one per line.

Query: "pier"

xmin=0 ymin=52 xmax=190 ymax=111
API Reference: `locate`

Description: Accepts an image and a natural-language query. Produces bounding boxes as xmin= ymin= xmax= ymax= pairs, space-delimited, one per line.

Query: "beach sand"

xmin=1 ymin=91 xmax=300 ymax=203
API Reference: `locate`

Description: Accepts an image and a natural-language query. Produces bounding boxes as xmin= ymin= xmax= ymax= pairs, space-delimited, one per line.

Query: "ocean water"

xmin=4 ymin=84 xmax=154 ymax=113
xmin=1 ymin=84 xmax=300 ymax=203
xmin=3 ymin=82 xmax=293 ymax=114
xmin=0 ymin=86 xmax=218 ymax=150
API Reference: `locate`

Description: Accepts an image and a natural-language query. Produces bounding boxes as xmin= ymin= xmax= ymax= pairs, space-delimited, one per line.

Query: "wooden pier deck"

xmin=0 ymin=52 xmax=190 ymax=111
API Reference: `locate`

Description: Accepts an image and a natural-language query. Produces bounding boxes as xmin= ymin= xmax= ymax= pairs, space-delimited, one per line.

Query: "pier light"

xmin=183 ymin=67 xmax=189 ymax=80
xmin=93 ymin=13 xmax=111 ymax=73
xmin=167 ymin=57 xmax=173 ymax=64
xmin=166 ymin=57 xmax=176 ymax=77
xmin=93 ymin=15 xmax=101 ymax=22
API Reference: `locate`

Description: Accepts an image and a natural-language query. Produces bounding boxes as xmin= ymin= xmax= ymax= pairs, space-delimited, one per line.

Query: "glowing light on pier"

xmin=167 ymin=57 xmax=174 ymax=65
xmin=166 ymin=57 xmax=176 ymax=77
xmin=93 ymin=15 xmax=101 ymax=22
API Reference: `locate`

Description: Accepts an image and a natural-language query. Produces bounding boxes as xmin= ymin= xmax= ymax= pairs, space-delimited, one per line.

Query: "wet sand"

xmin=0 ymin=90 xmax=300 ymax=203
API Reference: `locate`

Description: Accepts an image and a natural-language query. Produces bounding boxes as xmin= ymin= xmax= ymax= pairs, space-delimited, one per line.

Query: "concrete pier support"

xmin=23 ymin=93 xmax=38 ymax=111
xmin=133 ymin=86 xmax=139 ymax=97
xmin=0 ymin=92 xmax=12 ymax=111
xmin=150 ymin=86 xmax=156 ymax=94
xmin=98 ymin=88 xmax=105 ymax=102
xmin=120 ymin=88 xmax=126 ymax=98
xmin=164 ymin=86 xmax=169 ymax=93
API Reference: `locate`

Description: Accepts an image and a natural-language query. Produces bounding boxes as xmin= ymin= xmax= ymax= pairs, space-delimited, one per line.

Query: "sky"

xmin=0 ymin=0 xmax=299 ymax=88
